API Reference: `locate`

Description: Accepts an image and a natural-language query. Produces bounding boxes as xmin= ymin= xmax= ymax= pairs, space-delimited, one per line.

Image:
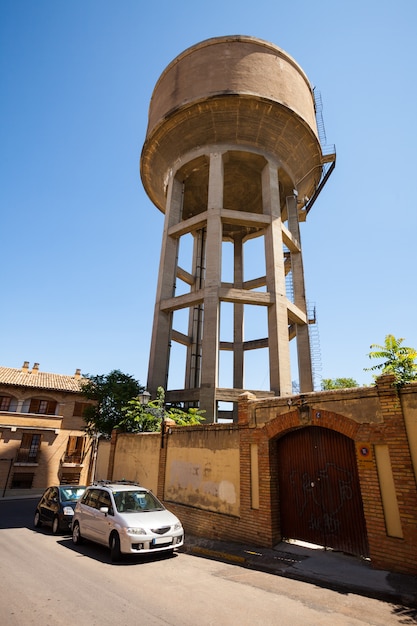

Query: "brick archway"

xmin=275 ymin=424 xmax=369 ymax=557
xmin=258 ymin=408 xmax=368 ymax=557
xmin=264 ymin=407 xmax=360 ymax=441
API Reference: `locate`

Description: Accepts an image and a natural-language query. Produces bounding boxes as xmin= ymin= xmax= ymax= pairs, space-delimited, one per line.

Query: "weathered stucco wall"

xmin=250 ymin=386 xmax=385 ymax=427
xmin=95 ymin=440 xmax=111 ymax=482
xmin=112 ymin=432 xmax=161 ymax=492
xmin=165 ymin=426 xmax=240 ymax=515
xmin=107 ymin=427 xmax=240 ymax=514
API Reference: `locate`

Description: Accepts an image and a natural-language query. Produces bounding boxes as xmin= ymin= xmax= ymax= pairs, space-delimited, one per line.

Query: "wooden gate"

xmin=277 ymin=426 xmax=369 ymax=557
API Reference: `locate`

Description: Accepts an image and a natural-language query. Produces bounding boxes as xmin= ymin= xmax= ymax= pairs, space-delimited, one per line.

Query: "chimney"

xmin=21 ymin=361 xmax=29 ymax=373
xmin=74 ymin=368 xmax=81 ymax=379
xmin=32 ymin=363 xmax=40 ymax=374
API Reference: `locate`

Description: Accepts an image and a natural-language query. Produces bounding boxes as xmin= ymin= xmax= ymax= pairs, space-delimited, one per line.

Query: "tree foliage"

xmin=118 ymin=386 xmax=205 ymax=433
xmin=80 ymin=370 xmax=143 ymax=437
xmin=365 ymin=334 xmax=417 ymax=386
xmin=321 ymin=378 xmax=358 ymax=390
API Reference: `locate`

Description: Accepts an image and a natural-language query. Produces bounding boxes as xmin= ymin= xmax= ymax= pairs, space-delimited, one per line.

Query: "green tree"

xmin=118 ymin=386 xmax=205 ymax=433
xmin=118 ymin=396 xmax=160 ymax=433
xmin=365 ymin=334 xmax=417 ymax=386
xmin=321 ymin=378 xmax=358 ymax=390
xmin=81 ymin=370 xmax=143 ymax=437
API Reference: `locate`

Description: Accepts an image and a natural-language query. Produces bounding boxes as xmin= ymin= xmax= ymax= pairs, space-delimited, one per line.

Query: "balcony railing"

xmin=15 ymin=449 xmax=39 ymax=464
xmin=61 ymin=453 xmax=83 ymax=465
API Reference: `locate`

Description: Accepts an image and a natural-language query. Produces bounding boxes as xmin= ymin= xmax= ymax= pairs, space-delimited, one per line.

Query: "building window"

xmin=28 ymin=398 xmax=57 ymax=415
xmin=60 ymin=472 xmax=81 ymax=485
xmin=16 ymin=433 xmax=41 ymax=463
xmin=11 ymin=472 xmax=34 ymax=488
xmin=64 ymin=436 xmax=84 ymax=464
xmin=0 ymin=396 xmax=11 ymax=411
xmin=0 ymin=395 xmax=17 ymax=412
xmin=73 ymin=402 xmax=91 ymax=418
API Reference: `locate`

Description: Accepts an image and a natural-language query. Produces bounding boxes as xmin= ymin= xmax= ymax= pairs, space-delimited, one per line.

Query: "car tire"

xmin=34 ymin=510 xmax=42 ymax=528
xmin=72 ymin=521 xmax=83 ymax=545
xmin=52 ymin=516 xmax=60 ymax=535
xmin=110 ymin=532 xmax=121 ymax=562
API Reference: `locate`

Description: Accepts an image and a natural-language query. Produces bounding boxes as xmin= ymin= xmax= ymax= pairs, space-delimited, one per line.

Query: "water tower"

xmin=140 ymin=36 xmax=335 ymax=422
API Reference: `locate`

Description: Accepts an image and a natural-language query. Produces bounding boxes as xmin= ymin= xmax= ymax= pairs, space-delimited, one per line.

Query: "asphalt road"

xmin=0 ymin=498 xmax=412 ymax=626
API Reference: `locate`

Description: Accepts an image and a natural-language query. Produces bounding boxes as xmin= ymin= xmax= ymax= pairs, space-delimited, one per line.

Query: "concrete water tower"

xmin=140 ymin=36 xmax=335 ymax=422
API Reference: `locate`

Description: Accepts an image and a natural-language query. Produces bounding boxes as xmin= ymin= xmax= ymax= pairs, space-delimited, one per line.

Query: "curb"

xmin=189 ymin=545 xmax=246 ymax=565
xmin=183 ymin=543 xmax=417 ymax=609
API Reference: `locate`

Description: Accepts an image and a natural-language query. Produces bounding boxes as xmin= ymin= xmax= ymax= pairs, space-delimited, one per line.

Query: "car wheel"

xmin=72 ymin=522 xmax=83 ymax=545
xmin=110 ymin=532 xmax=121 ymax=562
xmin=52 ymin=516 xmax=60 ymax=535
xmin=34 ymin=510 xmax=42 ymax=528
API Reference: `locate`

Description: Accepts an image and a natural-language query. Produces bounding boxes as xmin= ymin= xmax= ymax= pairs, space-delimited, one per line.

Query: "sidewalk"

xmin=1 ymin=490 xmax=43 ymax=500
xmin=181 ymin=535 xmax=417 ymax=609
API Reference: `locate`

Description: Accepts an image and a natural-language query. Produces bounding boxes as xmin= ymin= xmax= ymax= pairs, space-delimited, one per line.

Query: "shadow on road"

xmin=0 ymin=498 xmax=179 ymax=567
xmin=2 ymin=497 xmax=417 ymax=621
xmin=57 ymin=536 xmax=179 ymax=566
xmin=0 ymin=498 xmax=39 ymax=528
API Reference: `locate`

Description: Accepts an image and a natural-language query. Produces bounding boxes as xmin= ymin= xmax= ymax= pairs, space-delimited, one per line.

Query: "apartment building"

xmin=0 ymin=361 xmax=94 ymax=495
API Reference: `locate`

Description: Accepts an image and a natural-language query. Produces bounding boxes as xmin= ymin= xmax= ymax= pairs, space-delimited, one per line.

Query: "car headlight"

xmin=173 ymin=522 xmax=183 ymax=531
xmin=63 ymin=507 xmax=74 ymax=516
xmin=126 ymin=527 xmax=146 ymax=535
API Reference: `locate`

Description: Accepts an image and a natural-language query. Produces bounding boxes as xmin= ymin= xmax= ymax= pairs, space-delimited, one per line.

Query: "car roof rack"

xmin=92 ymin=479 xmax=142 ymax=487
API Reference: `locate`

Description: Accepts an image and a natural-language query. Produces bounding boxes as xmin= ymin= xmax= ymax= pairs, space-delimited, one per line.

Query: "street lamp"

xmin=138 ymin=390 xmax=151 ymax=406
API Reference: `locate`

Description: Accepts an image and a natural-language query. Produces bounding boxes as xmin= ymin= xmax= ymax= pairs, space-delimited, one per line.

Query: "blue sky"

xmin=1 ymin=0 xmax=416 ymax=390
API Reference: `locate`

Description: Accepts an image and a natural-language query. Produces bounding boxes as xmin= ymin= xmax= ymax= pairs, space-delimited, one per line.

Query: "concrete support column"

xmin=262 ymin=162 xmax=292 ymax=396
xmin=142 ymin=36 xmax=335 ymax=416
xmin=233 ymin=234 xmax=244 ymax=390
xmin=287 ymin=195 xmax=313 ymax=392
xmin=199 ymin=152 xmax=223 ymax=420
xmin=147 ymin=175 xmax=183 ymax=398
xmin=185 ymin=229 xmax=206 ymax=390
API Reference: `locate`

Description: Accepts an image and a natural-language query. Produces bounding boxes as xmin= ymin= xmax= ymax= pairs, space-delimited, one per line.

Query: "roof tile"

xmin=0 ymin=366 xmax=85 ymax=393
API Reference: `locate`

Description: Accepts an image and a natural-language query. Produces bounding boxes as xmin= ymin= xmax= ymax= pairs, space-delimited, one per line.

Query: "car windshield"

xmin=113 ymin=490 xmax=165 ymax=513
xmin=59 ymin=487 xmax=85 ymax=501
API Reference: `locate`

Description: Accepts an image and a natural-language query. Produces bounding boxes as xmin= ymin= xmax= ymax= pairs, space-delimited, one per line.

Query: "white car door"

xmin=91 ymin=490 xmax=114 ymax=546
xmin=79 ymin=489 xmax=102 ymax=541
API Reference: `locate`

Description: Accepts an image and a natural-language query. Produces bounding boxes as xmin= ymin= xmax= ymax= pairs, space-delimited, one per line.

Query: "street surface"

xmin=0 ymin=498 xmax=415 ymax=625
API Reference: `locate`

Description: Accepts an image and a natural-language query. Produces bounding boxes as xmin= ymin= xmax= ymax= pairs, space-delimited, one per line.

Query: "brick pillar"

xmin=157 ymin=436 xmax=167 ymax=501
xmin=373 ymin=374 xmax=417 ymax=573
xmin=107 ymin=429 xmax=118 ymax=480
xmin=237 ymin=392 xmax=256 ymax=426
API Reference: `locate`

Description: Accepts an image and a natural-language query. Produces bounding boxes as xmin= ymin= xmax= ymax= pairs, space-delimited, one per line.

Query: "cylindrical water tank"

xmin=141 ymin=35 xmax=323 ymax=212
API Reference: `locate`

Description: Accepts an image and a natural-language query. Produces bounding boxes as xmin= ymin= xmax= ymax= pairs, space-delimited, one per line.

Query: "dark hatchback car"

xmin=34 ymin=485 xmax=86 ymax=534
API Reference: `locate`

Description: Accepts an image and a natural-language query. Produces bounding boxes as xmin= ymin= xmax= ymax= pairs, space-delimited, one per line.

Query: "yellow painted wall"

xmin=112 ymin=432 xmax=160 ymax=492
xmin=165 ymin=428 xmax=240 ymax=515
xmin=95 ymin=440 xmax=111 ymax=482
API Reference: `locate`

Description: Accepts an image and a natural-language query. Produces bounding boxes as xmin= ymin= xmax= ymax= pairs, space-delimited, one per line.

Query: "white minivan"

xmin=72 ymin=481 xmax=184 ymax=561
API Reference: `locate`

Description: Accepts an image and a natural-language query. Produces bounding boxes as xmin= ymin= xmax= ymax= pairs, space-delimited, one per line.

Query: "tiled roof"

xmin=0 ymin=365 xmax=86 ymax=393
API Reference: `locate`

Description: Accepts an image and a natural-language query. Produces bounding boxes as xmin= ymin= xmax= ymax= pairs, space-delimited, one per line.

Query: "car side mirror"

xmin=100 ymin=506 xmax=109 ymax=515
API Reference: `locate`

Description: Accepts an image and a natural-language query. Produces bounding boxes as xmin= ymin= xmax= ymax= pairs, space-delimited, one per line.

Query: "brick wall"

xmin=106 ymin=376 xmax=417 ymax=575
